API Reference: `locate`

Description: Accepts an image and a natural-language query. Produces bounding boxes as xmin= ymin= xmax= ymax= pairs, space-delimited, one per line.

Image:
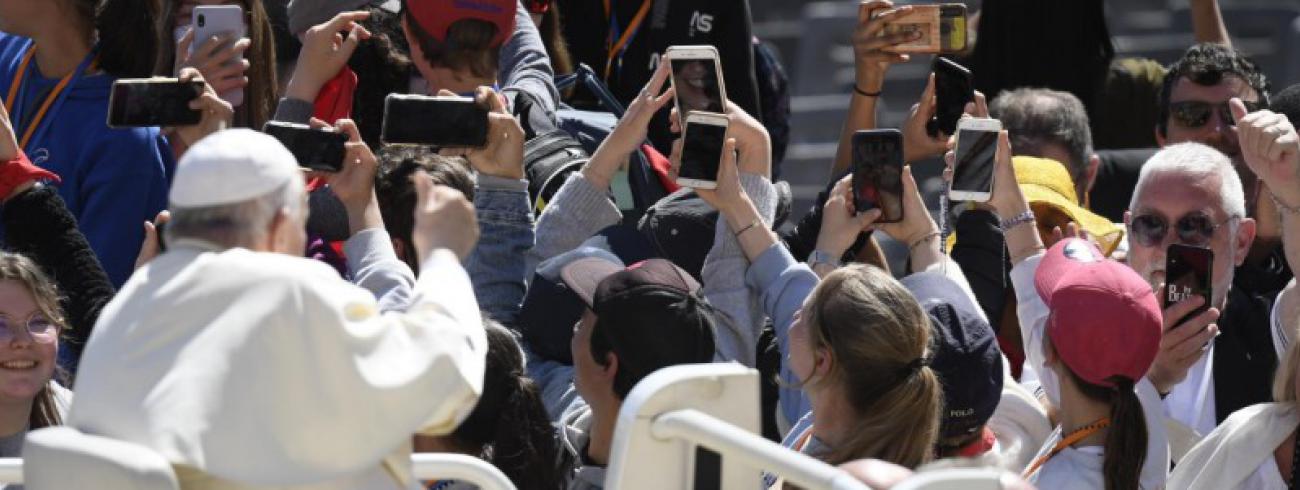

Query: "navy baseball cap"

xmin=901 ymin=272 xmax=1004 ymax=439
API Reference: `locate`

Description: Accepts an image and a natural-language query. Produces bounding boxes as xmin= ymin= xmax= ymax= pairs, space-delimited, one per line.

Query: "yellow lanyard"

xmin=4 ymin=47 xmax=97 ymax=150
xmin=602 ymin=0 xmax=653 ymax=81
xmin=1023 ymin=417 xmax=1111 ymax=479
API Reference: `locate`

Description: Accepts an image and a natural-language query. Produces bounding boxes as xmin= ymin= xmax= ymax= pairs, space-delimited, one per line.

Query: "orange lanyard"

xmin=602 ymin=0 xmax=652 ymax=80
xmin=3 ymin=47 xmax=96 ymax=150
xmin=1023 ymin=417 xmax=1111 ymax=479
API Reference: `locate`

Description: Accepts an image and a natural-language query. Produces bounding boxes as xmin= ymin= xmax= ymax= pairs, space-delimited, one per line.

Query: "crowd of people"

xmin=0 ymin=0 xmax=1297 ymax=488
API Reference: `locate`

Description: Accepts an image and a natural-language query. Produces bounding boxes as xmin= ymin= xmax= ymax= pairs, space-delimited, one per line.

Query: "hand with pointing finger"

xmin=286 ymin=11 xmax=372 ymax=104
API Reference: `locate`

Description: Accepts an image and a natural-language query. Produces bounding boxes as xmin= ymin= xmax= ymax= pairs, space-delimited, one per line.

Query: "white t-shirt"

xmin=1027 ymin=379 xmax=1169 ymax=490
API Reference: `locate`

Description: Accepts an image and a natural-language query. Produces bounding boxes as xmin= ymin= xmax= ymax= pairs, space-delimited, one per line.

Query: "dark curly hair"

xmin=1157 ymin=43 xmax=1272 ymax=137
xmin=374 ymin=146 xmax=474 ymax=272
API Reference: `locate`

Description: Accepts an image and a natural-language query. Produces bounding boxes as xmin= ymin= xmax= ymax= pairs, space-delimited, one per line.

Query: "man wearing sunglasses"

xmin=1125 ymin=98 xmax=1300 ymax=439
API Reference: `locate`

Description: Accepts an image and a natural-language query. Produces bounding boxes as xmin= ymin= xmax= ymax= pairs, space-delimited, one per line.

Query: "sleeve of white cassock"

xmin=275 ymin=249 xmax=486 ymax=470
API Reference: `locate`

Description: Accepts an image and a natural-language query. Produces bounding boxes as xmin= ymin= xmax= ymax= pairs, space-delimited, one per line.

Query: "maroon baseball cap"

xmin=404 ymin=0 xmax=516 ymax=48
xmin=1034 ymin=238 xmax=1162 ymax=388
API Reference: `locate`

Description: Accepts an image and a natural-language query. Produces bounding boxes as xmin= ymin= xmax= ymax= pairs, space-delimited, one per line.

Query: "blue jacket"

xmin=0 ymin=34 xmax=174 ymax=287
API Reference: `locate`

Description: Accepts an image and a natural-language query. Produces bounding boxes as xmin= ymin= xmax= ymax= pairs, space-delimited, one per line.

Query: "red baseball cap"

xmin=1034 ymin=238 xmax=1162 ymax=388
xmin=405 ymin=0 xmax=516 ymax=48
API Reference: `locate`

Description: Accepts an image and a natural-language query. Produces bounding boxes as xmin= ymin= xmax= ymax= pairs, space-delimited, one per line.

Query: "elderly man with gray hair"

xmin=991 ymin=88 xmax=1100 ymax=205
xmin=67 ymin=125 xmax=487 ymax=489
xmin=1121 ymin=98 xmax=1300 ymax=440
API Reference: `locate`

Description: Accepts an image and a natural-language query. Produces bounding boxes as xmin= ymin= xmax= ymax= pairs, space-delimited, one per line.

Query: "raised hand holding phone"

xmin=584 ymin=60 xmax=675 ymax=190
xmin=169 ymin=68 xmax=235 ymax=150
xmin=666 ymin=46 xmax=727 ymax=116
xmin=676 ymin=113 xmax=730 ymax=190
xmin=853 ymin=0 xmax=918 ymax=92
xmin=447 ymin=87 xmax=526 ymax=180
xmin=186 ymin=5 xmax=250 ymax=106
xmin=929 ymin=57 xmax=973 ymax=138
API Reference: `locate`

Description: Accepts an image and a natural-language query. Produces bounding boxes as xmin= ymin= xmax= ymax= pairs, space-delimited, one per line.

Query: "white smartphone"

xmin=190 ymin=4 xmax=247 ymax=107
xmin=948 ymin=117 xmax=1002 ymax=202
xmin=665 ymin=45 xmax=728 ymax=118
xmin=677 ymin=112 xmax=730 ymax=190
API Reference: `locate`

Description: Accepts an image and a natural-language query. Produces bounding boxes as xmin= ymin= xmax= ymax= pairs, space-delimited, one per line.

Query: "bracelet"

xmin=854 ymin=85 xmax=882 ymax=97
xmin=999 ymin=211 xmax=1036 ymax=232
xmin=907 ymin=232 xmax=941 ymax=253
xmin=1271 ymin=191 xmax=1300 ymax=215
xmin=734 ymin=219 xmax=762 ymax=237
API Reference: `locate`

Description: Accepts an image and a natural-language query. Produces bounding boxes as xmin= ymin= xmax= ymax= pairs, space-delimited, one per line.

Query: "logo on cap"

xmin=1063 ymin=240 xmax=1100 ymax=263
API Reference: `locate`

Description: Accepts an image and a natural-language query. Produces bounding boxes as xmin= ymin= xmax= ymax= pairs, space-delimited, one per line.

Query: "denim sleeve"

xmin=746 ymin=243 xmax=820 ymax=426
xmin=466 ymin=175 xmax=536 ymax=326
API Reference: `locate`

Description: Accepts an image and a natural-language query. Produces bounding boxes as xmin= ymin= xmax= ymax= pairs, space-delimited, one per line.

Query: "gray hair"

xmin=990 ymin=88 xmax=1094 ymax=187
xmin=1129 ymin=142 xmax=1247 ymax=218
xmin=165 ymin=178 xmax=306 ymax=249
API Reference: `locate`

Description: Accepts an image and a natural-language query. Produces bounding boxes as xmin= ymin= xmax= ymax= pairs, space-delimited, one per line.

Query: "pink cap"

xmin=1034 ymin=238 xmax=1162 ymax=388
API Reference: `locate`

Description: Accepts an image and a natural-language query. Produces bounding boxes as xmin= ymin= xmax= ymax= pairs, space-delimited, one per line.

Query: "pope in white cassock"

xmin=66 ymin=128 xmax=487 ymax=490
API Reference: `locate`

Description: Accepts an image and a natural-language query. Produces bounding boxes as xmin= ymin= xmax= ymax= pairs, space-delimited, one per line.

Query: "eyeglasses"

xmin=0 ymin=312 xmax=57 ymax=344
xmin=1128 ymin=212 xmax=1237 ymax=248
xmin=1169 ymin=100 xmax=1263 ymax=129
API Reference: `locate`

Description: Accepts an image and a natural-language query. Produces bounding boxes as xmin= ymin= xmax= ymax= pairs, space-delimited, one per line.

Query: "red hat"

xmin=1034 ymin=238 xmax=1162 ymax=388
xmin=405 ymin=0 xmax=516 ymax=48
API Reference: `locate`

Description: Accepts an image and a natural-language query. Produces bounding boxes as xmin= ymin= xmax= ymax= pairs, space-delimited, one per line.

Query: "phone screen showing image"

xmin=680 ymin=122 xmax=727 ymax=183
xmin=1165 ymin=244 xmax=1213 ymax=322
xmin=952 ymin=128 xmax=997 ymax=197
xmin=672 ymin=58 xmax=725 ymax=114
xmin=851 ymin=131 xmax=903 ymax=222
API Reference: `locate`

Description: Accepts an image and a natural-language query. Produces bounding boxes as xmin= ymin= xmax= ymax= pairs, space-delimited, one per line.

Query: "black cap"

xmin=561 ymin=257 xmax=717 ymax=388
xmin=901 ymin=272 xmax=1004 ymax=439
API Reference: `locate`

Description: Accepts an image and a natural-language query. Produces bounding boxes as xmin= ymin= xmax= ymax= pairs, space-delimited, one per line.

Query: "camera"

xmin=196 ymin=14 xmax=206 ymax=28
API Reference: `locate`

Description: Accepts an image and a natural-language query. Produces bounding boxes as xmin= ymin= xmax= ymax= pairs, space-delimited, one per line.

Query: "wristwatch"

xmin=808 ymin=250 xmax=842 ymax=270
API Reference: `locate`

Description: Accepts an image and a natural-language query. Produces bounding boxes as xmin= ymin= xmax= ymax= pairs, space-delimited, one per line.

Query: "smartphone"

xmin=677 ymin=112 xmax=729 ymax=190
xmin=877 ymin=4 xmax=968 ymax=54
xmin=262 ymin=121 xmax=349 ymax=172
xmin=381 ymin=94 xmax=489 ymax=148
xmin=665 ymin=45 xmax=728 ymax=118
xmin=106 ymin=78 xmax=204 ymax=128
xmin=928 ymin=57 xmax=974 ymax=138
xmin=851 ymin=129 xmax=904 ymax=222
xmin=1165 ymin=244 xmax=1214 ymax=324
xmin=949 ymin=118 xmax=1001 ymax=202
xmin=191 ymin=5 xmax=247 ymax=107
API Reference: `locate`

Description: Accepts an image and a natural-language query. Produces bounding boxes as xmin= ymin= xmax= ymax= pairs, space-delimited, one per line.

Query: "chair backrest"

xmin=890 ymin=468 xmax=1011 ymax=490
xmin=23 ymin=426 xmax=179 ymax=490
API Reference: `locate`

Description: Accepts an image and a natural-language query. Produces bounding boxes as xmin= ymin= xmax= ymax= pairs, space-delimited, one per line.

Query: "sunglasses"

xmin=1128 ymin=212 xmax=1236 ymax=248
xmin=1169 ymin=100 xmax=1263 ymax=129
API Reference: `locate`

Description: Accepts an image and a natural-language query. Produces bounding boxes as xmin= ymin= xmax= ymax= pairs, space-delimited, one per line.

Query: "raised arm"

xmin=1189 ymin=0 xmax=1231 ymax=47
xmin=1232 ymin=99 xmax=1300 ymax=356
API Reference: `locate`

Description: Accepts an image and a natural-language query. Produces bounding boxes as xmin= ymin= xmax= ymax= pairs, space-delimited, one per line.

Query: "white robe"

xmin=1169 ymin=403 xmax=1297 ymax=490
xmin=68 ymin=240 xmax=487 ymax=489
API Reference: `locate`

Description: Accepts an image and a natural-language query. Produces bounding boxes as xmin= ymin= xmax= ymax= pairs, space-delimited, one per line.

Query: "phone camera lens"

xmin=196 ymin=15 xmax=205 ymax=28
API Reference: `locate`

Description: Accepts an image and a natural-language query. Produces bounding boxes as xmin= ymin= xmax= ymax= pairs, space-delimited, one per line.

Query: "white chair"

xmin=23 ymin=426 xmax=179 ymax=490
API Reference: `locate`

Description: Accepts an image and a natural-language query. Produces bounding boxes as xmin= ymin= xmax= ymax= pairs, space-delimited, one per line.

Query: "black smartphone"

xmin=851 ymin=129 xmax=904 ymax=222
xmin=381 ymin=94 xmax=489 ymax=148
xmin=1165 ymin=244 xmax=1214 ymax=324
xmin=928 ymin=57 xmax=974 ymax=138
xmin=107 ymin=79 xmax=204 ymax=128
xmin=262 ymin=122 xmax=349 ymax=172
xmin=676 ymin=113 xmax=729 ymax=189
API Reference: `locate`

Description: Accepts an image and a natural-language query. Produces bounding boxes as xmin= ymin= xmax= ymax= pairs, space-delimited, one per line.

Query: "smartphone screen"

xmin=382 ymin=95 xmax=489 ymax=148
xmin=929 ymin=57 xmax=973 ymax=137
xmin=939 ymin=4 xmax=968 ymax=52
xmin=108 ymin=80 xmax=204 ymax=128
xmin=263 ymin=122 xmax=349 ymax=172
xmin=851 ymin=130 xmax=903 ymax=222
xmin=952 ymin=128 xmax=997 ymax=196
xmin=671 ymin=58 xmax=725 ymax=114
xmin=679 ymin=121 xmax=727 ymax=184
xmin=1165 ymin=244 xmax=1214 ymax=323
